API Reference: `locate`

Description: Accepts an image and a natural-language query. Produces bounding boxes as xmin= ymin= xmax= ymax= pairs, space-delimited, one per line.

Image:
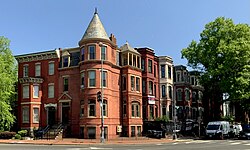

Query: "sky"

xmin=0 ymin=0 xmax=250 ymax=66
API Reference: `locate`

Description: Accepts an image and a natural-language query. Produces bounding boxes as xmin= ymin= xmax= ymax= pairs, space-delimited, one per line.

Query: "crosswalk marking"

xmin=230 ymin=142 xmax=241 ymax=145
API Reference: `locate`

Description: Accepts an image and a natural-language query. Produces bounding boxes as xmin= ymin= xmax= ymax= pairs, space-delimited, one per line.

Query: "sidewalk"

xmin=0 ymin=136 xmax=186 ymax=145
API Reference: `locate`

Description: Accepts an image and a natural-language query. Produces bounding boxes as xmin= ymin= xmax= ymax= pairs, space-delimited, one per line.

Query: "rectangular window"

xmin=137 ymin=126 xmax=142 ymax=136
xmin=162 ymin=107 xmax=167 ymax=116
xmin=101 ymin=46 xmax=106 ymax=60
xmin=154 ymin=65 xmax=156 ymax=77
xmin=131 ymin=126 xmax=135 ymax=137
xmin=168 ymin=66 xmax=171 ymax=79
xmin=137 ymin=57 xmax=140 ymax=68
xmin=88 ymin=100 xmax=96 ymax=117
xmin=49 ymin=62 xmax=54 ymax=75
xmin=33 ymin=107 xmax=39 ymax=123
xmin=35 ymin=64 xmax=41 ymax=77
xmin=161 ymin=65 xmax=165 ymax=78
xmin=23 ymin=65 xmax=29 ymax=77
xmin=81 ymin=73 xmax=85 ymax=88
xmin=88 ymin=71 xmax=96 ymax=87
xmin=122 ymin=76 xmax=126 ymax=90
xmin=81 ymin=47 xmax=85 ymax=61
xmin=88 ymin=45 xmax=96 ymax=59
xmin=168 ymin=86 xmax=172 ymax=99
xmin=63 ymin=57 xmax=69 ymax=67
xmin=63 ymin=78 xmax=68 ymax=91
xmin=191 ymin=77 xmax=195 ymax=85
xmin=177 ymin=72 xmax=180 ymax=82
xmin=33 ymin=85 xmax=39 ymax=98
xmin=141 ymin=59 xmax=145 ymax=72
xmin=162 ymin=85 xmax=166 ymax=97
xmin=136 ymin=77 xmax=140 ymax=91
xmin=23 ymin=85 xmax=29 ymax=99
xmin=148 ymin=81 xmax=153 ymax=95
xmin=102 ymin=71 xmax=107 ymax=87
xmin=88 ymin=127 xmax=96 ymax=139
xmin=155 ymin=106 xmax=158 ymax=118
xmin=142 ymin=80 xmax=146 ymax=94
xmin=132 ymin=103 xmax=140 ymax=117
xmin=48 ymin=84 xmax=54 ymax=98
xmin=131 ymin=76 xmax=135 ymax=91
xmin=148 ymin=59 xmax=152 ymax=73
xmin=154 ymin=84 xmax=156 ymax=97
xmin=22 ymin=106 xmax=29 ymax=123
xmin=103 ymin=101 xmax=107 ymax=117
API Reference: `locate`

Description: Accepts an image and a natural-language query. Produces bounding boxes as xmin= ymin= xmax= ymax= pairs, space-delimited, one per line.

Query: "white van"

xmin=206 ymin=121 xmax=230 ymax=139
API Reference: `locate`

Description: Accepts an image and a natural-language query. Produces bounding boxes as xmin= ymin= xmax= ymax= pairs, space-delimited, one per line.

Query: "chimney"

xmin=109 ymin=33 xmax=117 ymax=45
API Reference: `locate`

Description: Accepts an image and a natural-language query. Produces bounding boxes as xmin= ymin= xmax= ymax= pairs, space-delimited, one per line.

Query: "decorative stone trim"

xmin=44 ymin=103 xmax=57 ymax=109
xmin=19 ymin=77 xmax=44 ymax=84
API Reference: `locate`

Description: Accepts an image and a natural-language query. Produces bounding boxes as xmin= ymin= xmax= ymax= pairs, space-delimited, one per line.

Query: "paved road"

xmin=1 ymin=140 xmax=250 ymax=150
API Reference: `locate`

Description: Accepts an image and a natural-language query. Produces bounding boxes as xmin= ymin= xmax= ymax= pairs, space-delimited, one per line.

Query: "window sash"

xmin=23 ymin=85 xmax=29 ymax=99
xmin=148 ymin=60 xmax=152 ymax=73
xmin=89 ymin=46 xmax=96 ymax=59
xmin=48 ymin=85 xmax=54 ymax=98
xmin=63 ymin=57 xmax=69 ymax=67
xmin=89 ymin=71 xmax=96 ymax=87
xmin=35 ymin=64 xmax=41 ymax=77
xmin=88 ymin=104 xmax=96 ymax=116
xmin=33 ymin=85 xmax=39 ymax=98
xmin=22 ymin=107 xmax=29 ymax=123
xmin=136 ymin=77 xmax=140 ymax=91
xmin=64 ymin=78 xmax=69 ymax=91
xmin=49 ymin=62 xmax=54 ymax=75
xmin=101 ymin=46 xmax=106 ymax=60
xmin=23 ymin=65 xmax=28 ymax=77
xmin=149 ymin=81 xmax=153 ymax=95
xmin=33 ymin=108 xmax=39 ymax=123
xmin=162 ymin=85 xmax=166 ymax=97
xmin=131 ymin=76 xmax=135 ymax=91
xmin=161 ymin=65 xmax=165 ymax=78
xmin=81 ymin=73 xmax=85 ymax=87
xmin=102 ymin=72 xmax=107 ymax=87
xmin=168 ymin=66 xmax=171 ymax=79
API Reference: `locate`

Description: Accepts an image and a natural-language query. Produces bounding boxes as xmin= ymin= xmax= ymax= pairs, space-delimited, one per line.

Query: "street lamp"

xmin=100 ymin=52 xmax=105 ymax=143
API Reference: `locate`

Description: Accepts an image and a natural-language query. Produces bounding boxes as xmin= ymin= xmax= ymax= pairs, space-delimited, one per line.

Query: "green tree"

xmin=0 ymin=36 xmax=17 ymax=131
xmin=181 ymin=17 xmax=250 ymax=120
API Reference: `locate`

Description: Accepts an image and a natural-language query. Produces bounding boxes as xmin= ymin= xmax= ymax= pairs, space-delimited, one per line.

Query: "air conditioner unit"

xmin=80 ymin=85 xmax=84 ymax=89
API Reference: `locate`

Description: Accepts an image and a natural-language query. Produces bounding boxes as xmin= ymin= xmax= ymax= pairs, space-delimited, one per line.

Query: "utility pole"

xmin=101 ymin=57 xmax=105 ymax=143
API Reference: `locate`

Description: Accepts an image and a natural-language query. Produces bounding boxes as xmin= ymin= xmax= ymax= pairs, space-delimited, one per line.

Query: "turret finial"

xmin=94 ymin=8 xmax=98 ymax=14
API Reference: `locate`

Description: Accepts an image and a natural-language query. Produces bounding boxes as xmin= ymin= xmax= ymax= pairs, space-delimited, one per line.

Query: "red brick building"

xmin=15 ymin=11 xmax=163 ymax=139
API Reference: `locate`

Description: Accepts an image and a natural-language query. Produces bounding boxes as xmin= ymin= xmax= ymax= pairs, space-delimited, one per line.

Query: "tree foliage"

xmin=181 ymin=17 xmax=250 ymax=104
xmin=0 ymin=36 xmax=17 ymax=131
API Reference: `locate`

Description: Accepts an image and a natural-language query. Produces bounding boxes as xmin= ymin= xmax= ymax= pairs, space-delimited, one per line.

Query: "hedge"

xmin=0 ymin=131 xmax=16 ymax=139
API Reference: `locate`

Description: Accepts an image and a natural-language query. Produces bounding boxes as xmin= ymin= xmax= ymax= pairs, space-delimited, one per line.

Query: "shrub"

xmin=0 ymin=131 xmax=16 ymax=139
xmin=18 ymin=130 xmax=28 ymax=137
xmin=14 ymin=134 xmax=21 ymax=140
xmin=155 ymin=115 xmax=170 ymax=122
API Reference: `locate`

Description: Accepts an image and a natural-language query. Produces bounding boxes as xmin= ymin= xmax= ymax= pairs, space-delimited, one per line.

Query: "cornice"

xmin=15 ymin=50 xmax=59 ymax=63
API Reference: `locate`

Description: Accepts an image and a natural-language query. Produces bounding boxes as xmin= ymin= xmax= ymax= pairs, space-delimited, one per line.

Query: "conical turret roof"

xmin=79 ymin=10 xmax=110 ymax=45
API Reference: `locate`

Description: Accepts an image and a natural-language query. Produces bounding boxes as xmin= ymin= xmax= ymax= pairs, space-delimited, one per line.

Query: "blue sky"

xmin=1 ymin=0 xmax=249 ymax=65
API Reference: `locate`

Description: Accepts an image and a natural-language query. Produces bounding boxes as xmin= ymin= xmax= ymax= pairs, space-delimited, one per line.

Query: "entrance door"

xmin=62 ymin=102 xmax=70 ymax=125
xmin=48 ymin=107 xmax=56 ymax=126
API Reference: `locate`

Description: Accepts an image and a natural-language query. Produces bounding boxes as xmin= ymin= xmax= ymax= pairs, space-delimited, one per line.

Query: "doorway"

xmin=48 ymin=107 xmax=56 ymax=126
xmin=61 ymin=102 xmax=70 ymax=125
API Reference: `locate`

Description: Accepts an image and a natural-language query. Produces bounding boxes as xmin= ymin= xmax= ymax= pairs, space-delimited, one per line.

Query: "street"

xmin=1 ymin=140 xmax=250 ymax=150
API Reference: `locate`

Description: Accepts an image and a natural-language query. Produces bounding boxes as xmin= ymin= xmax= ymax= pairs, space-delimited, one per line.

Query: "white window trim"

xmin=35 ymin=63 xmax=41 ymax=77
xmin=33 ymin=84 xmax=39 ymax=99
xmin=48 ymin=61 xmax=55 ymax=75
xmin=23 ymin=64 xmax=29 ymax=77
xmin=23 ymin=84 xmax=29 ymax=99
xmin=48 ymin=83 xmax=54 ymax=98
xmin=33 ymin=106 xmax=40 ymax=123
xmin=100 ymin=46 xmax=107 ymax=60
xmin=88 ymin=70 xmax=96 ymax=88
xmin=22 ymin=106 xmax=29 ymax=123
xmin=100 ymin=70 xmax=107 ymax=88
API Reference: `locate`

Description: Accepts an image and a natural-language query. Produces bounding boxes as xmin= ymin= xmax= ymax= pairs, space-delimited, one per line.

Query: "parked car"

xmin=206 ymin=121 xmax=230 ymax=139
xmin=239 ymin=124 xmax=250 ymax=140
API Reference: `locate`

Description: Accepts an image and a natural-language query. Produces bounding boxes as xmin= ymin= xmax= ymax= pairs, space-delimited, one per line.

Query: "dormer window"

xmin=61 ymin=51 xmax=70 ymax=68
xmin=88 ymin=45 xmax=96 ymax=60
